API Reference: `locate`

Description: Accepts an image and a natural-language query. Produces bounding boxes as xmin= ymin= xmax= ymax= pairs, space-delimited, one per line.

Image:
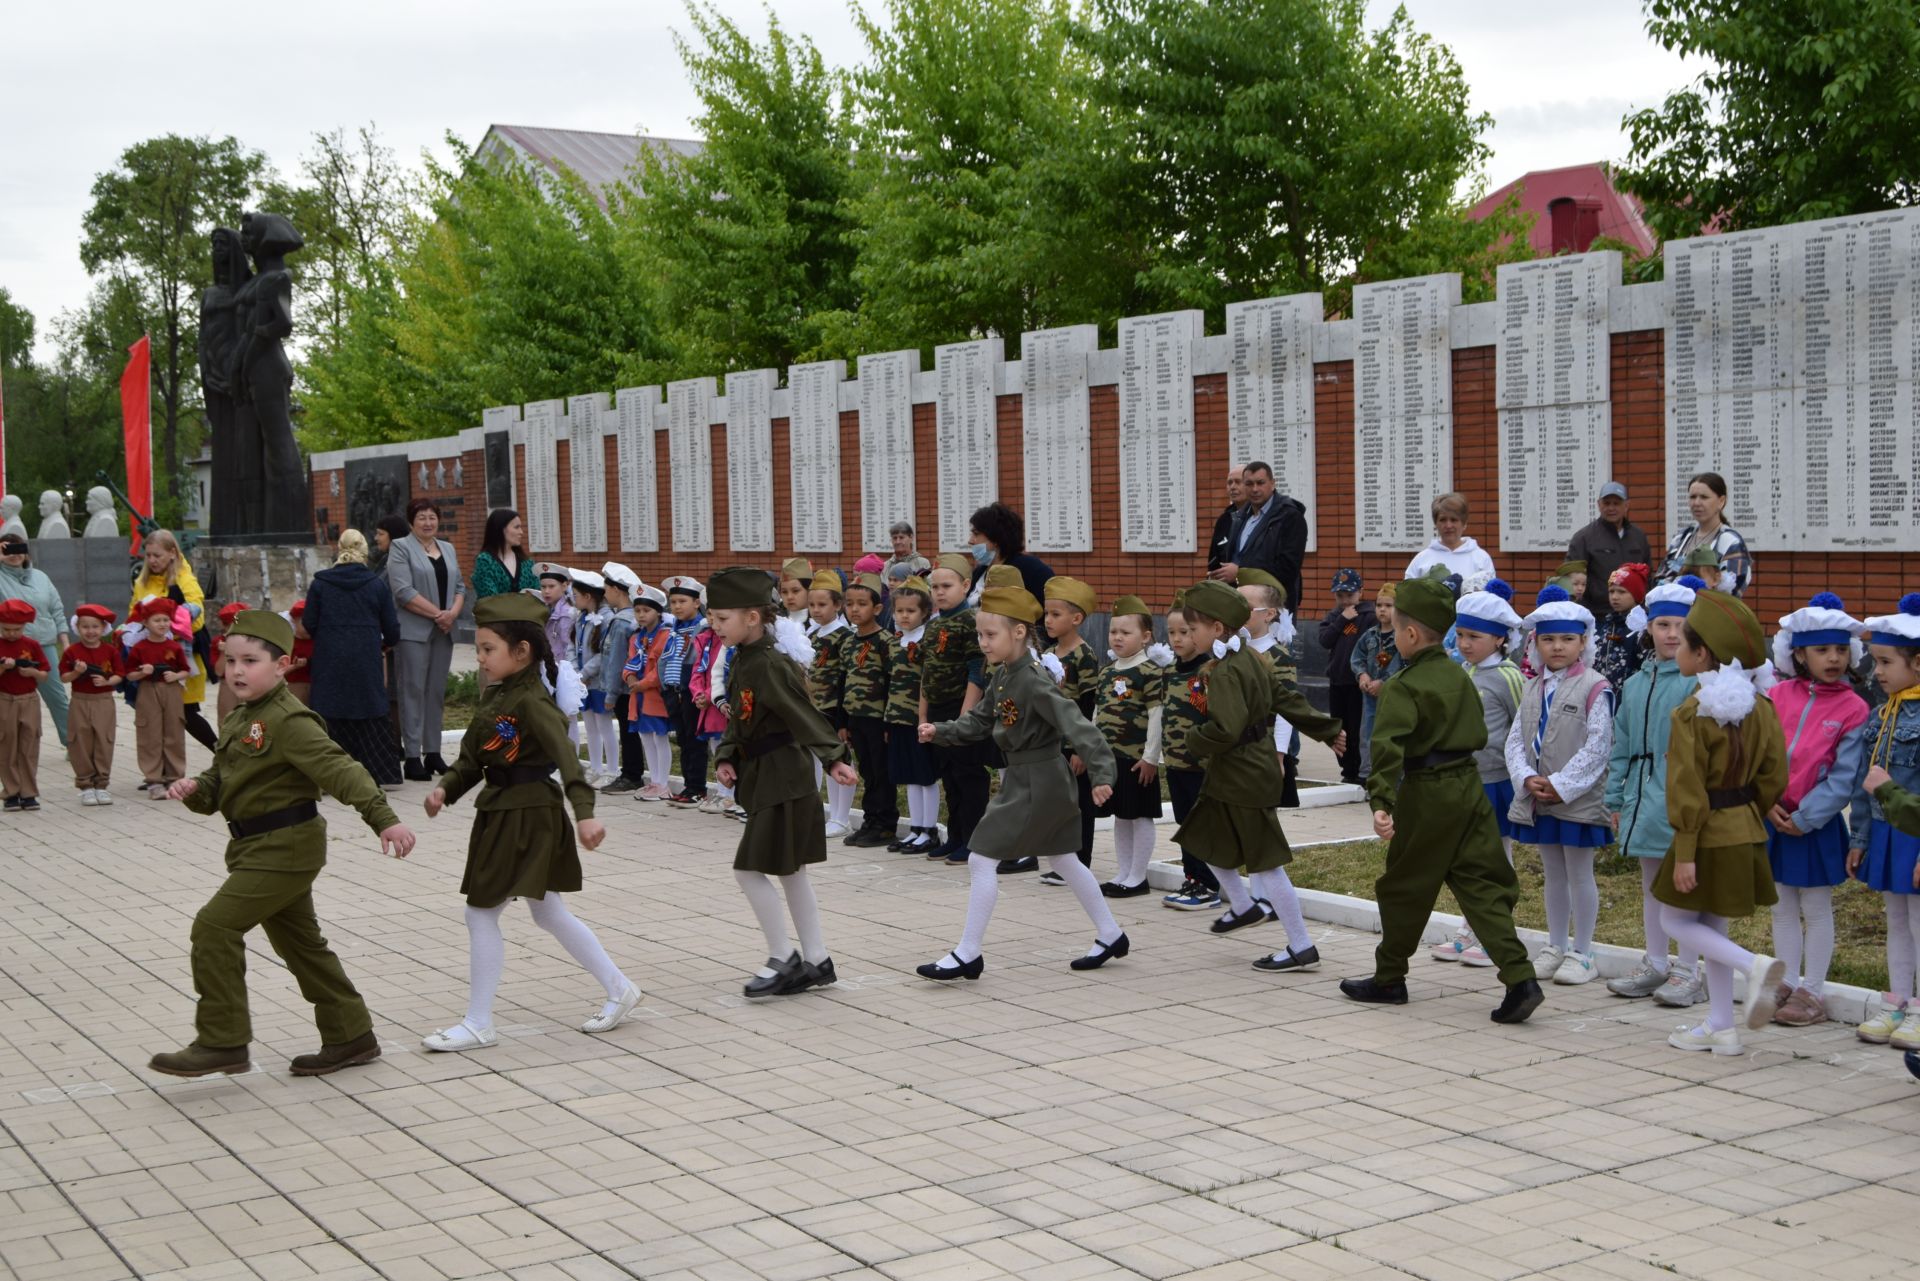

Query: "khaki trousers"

xmin=0 ymin=691 xmax=41 ymax=798
xmin=67 ymin=694 xmax=117 ymax=789
xmin=136 ymin=680 xmax=187 ymax=785
xmin=190 ymin=865 xmax=372 ymax=1047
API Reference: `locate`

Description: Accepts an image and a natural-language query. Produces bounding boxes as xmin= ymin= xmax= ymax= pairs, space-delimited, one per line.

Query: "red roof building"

xmin=1470 ymin=162 xmax=1657 ymax=258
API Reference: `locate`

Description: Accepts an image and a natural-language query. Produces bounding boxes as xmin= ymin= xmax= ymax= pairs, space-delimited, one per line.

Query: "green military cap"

xmin=935 ymin=552 xmax=974 ymax=580
xmin=1686 ymin=589 xmax=1767 ymax=668
xmin=1234 ymin=567 xmax=1287 ymax=607
xmin=849 ymin=572 xmax=886 ymax=598
xmin=978 ymin=586 xmax=1043 ymax=623
xmin=1043 ymin=576 xmax=1097 ymax=616
xmin=1554 ymin=559 xmax=1588 ymax=577
xmin=1682 ymin=544 xmax=1720 ymax=569
xmin=1111 ymin=594 xmax=1152 ymax=620
xmin=473 ymin=593 xmax=549 ymax=629
xmin=781 ymin=557 xmax=813 ymax=582
xmin=226 ymin=608 xmax=295 ymax=655
xmin=983 ymin=563 xmax=1022 ymax=589
xmin=708 ymin=566 xmax=779 ymax=610
xmin=809 ymin=569 xmax=844 ymax=594
xmin=1168 ymin=588 xmax=1189 ymax=611
xmin=899 ymin=575 xmax=930 ymax=595
xmin=1182 ymin=580 xmax=1251 ymax=632
xmin=1395 ymin=575 xmax=1456 ymax=635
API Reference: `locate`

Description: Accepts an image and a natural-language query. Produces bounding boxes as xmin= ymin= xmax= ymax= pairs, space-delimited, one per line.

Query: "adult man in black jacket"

xmin=1206 ymin=466 xmax=1246 ymax=576
xmin=1212 ymin=461 xmax=1309 ymax=616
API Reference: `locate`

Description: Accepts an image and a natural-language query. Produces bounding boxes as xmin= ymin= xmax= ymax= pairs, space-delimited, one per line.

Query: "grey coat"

xmin=385 ymin=534 xmax=465 ymax=643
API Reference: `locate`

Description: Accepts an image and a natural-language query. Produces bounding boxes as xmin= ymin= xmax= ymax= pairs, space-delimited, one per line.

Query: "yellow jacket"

xmin=129 ymin=562 xmax=209 ymax=703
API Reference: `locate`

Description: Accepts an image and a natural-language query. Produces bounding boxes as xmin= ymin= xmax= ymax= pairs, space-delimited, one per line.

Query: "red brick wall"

xmin=311 ymin=329 xmax=1920 ymax=620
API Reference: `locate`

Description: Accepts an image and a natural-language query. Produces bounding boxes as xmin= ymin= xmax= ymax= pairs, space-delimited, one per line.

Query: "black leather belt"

xmin=1708 ymin=785 xmax=1758 ymax=810
xmin=484 ymin=764 xmax=556 ymax=786
xmin=228 ymin=800 xmax=319 ymax=840
xmin=1238 ymin=717 xmax=1278 ymax=747
xmin=745 ymin=730 xmax=795 ymax=759
xmin=1405 ymin=748 xmax=1472 ymax=771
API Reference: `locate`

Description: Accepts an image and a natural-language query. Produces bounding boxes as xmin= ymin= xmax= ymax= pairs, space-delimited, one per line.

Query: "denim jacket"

xmin=1849 ymin=696 xmax=1920 ymax=851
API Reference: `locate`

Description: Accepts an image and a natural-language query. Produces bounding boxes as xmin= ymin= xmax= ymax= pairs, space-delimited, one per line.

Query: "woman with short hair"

xmin=385 ymin=498 xmax=466 ymax=780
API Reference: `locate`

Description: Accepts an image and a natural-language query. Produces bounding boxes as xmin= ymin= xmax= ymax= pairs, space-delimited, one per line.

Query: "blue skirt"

xmin=1766 ymin=817 xmax=1849 ymax=888
xmin=1510 ymin=813 xmax=1613 ymax=849
xmin=1859 ymin=820 xmax=1920 ymax=895
xmin=628 ymin=713 xmax=672 ymax=734
xmin=582 ymin=690 xmax=610 ymax=715
xmin=1483 ymin=778 xmax=1517 ymax=839
xmin=888 ymin=722 xmax=939 ymax=786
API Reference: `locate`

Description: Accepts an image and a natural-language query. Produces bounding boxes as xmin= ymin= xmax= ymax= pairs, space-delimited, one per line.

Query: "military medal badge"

xmin=241 ymin=720 xmax=268 ymax=753
xmin=738 ymin=688 xmax=754 ymax=725
xmin=1188 ymin=675 xmax=1208 ymax=717
xmin=482 ymin=714 xmax=522 ymax=762
xmin=997 ymin=698 xmax=1020 ymax=727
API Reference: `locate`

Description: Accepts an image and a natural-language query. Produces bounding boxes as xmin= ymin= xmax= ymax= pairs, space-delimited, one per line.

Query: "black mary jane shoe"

xmin=1338 ymin=976 xmax=1410 ymax=1005
xmin=423 ymin=752 xmax=450 ymax=774
xmin=1491 ymin=978 xmax=1544 ymax=1024
xmin=402 ymin=757 xmax=432 ymax=782
xmin=1252 ymin=945 xmax=1320 ymax=973
xmin=1209 ymin=901 xmax=1272 ymax=934
xmin=887 ymin=828 xmax=912 ymax=853
xmin=916 ymin=953 xmax=985 ymax=981
xmin=997 ymin=856 xmax=1039 ymax=875
xmin=781 ymin=957 xmax=837 ymax=994
xmin=1101 ymin=880 xmax=1152 ymax=899
xmin=743 ymin=952 xmax=805 ymax=998
xmin=1069 ymin=933 xmax=1130 ymax=971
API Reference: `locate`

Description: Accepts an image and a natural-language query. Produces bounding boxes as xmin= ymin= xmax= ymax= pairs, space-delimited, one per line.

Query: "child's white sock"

xmin=462 ymin=904 xmax=507 ymax=1031
xmin=827 ymin=778 xmax=854 ymax=827
xmin=957 ymin=853 xmax=999 ymax=962
xmin=1047 ymin=854 xmax=1124 ymax=950
xmin=1212 ymin=865 xmax=1255 ymax=916
xmin=527 ymin=893 xmax=627 ymax=998
xmin=1801 ymin=885 xmax=1834 ymax=995
xmin=780 ymin=870 xmax=829 ymax=965
xmin=735 ymin=870 xmax=791 ymax=976
xmin=1250 ymin=868 xmax=1313 ymax=953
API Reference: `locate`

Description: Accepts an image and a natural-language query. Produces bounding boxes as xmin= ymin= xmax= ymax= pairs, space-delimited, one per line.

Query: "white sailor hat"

xmin=1454 ymin=579 xmax=1523 ymax=649
xmin=1643 ymin=574 xmax=1705 ymax=621
xmin=600 ymin=561 xmax=641 ymax=593
xmin=1771 ymin=592 xmax=1865 ymax=675
xmin=1860 ymin=593 xmax=1920 ymax=649
xmin=568 ymin=567 xmax=605 ymax=591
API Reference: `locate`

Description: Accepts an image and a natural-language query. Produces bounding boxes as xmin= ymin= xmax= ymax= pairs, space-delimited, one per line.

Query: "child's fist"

xmin=1372 ymin=809 xmax=1394 ymax=840
xmin=1329 ymin=731 xmax=1347 ymax=757
xmin=423 ymin=788 xmax=446 ymax=818
xmin=918 ymin=723 xmax=936 ymax=743
xmin=577 ymin=818 xmax=606 ymax=851
xmin=380 ymin=824 xmax=417 ymax=858
xmin=829 ymin=761 xmax=859 ymax=787
xmin=166 ymin=778 xmax=197 ymax=801
xmin=1090 ymin=785 xmax=1113 ymax=806
xmin=716 ymin=762 xmax=738 ymax=789
xmin=1866 ymin=765 xmax=1893 ymax=794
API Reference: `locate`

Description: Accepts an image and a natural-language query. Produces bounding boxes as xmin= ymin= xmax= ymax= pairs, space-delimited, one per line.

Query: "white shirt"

xmin=1405 ymin=537 xmax=1496 ymax=583
xmin=1503 ymin=665 xmax=1614 ymax=803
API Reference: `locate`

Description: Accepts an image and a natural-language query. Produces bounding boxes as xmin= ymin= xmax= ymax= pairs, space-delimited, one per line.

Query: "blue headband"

xmin=1534 ymin=619 xmax=1589 ymax=635
xmin=1790 ymin=628 xmax=1852 ymax=647
xmin=1645 ymin=600 xmax=1691 ymax=619
xmin=1455 ymin=614 xmax=1512 ymax=637
xmin=1870 ymin=631 xmax=1920 ymax=648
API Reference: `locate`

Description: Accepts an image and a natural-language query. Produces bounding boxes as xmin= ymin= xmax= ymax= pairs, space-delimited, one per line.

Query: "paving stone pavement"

xmin=2 ymin=705 xmax=1915 ymax=1281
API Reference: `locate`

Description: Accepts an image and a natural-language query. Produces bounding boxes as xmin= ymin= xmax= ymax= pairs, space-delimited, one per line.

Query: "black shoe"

xmin=782 ymin=957 xmax=836 ymax=994
xmin=423 ymin=753 xmax=449 ymax=774
xmin=1069 ymin=933 xmax=1130 ymax=971
xmin=887 ymin=828 xmax=913 ymax=853
xmin=1339 ymin=976 xmax=1410 ymax=1004
xmin=17 ymin=796 xmax=38 ymax=812
xmin=743 ymin=952 xmax=805 ymax=998
xmin=998 ymin=856 xmax=1038 ymax=875
xmin=1101 ymin=880 xmax=1152 ymax=898
xmin=944 ymin=846 xmax=971 ymax=865
xmin=1491 ymin=978 xmax=1545 ymax=1024
xmin=289 ymin=1029 xmax=382 ymax=1076
xmin=916 ymin=952 xmax=985 ymax=981
xmin=403 ymin=757 xmax=431 ymax=781
xmin=846 ymin=826 xmax=893 ymax=848
xmin=927 ymin=835 xmax=959 ymax=860
xmin=2 ymin=795 xmax=18 ymax=811
xmin=1906 ymin=1050 xmax=1920 ymax=1083
xmin=1037 ymin=871 xmax=1066 ymax=886
xmin=601 ymin=776 xmax=641 ymax=793
xmin=147 ymin=1042 xmax=252 ymax=1078
xmin=1210 ymin=902 xmax=1271 ymax=934
xmin=1252 ymin=945 xmax=1321 ymax=973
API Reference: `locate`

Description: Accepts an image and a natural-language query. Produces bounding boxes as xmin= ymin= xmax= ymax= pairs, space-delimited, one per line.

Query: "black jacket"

xmin=1226 ymin=495 xmax=1310 ymax=614
xmin=304 ymin=563 xmax=401 ymax=721
xmin=1207 ymin=505 xmax=1242 ymax=574
xmin=1318 ymin=601 xmax=1376 ymax=685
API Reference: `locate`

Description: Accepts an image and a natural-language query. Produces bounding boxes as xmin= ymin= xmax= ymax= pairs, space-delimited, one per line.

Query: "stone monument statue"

xmin=198 ymin=211 xmax=310 ymax=542
xmin=0 ymin=495 xmax=24 ymax=543
xmin=83 ymin=487 xmax=119 ymax=539
xmin=36 ymin=491 xmax=69 ymax=540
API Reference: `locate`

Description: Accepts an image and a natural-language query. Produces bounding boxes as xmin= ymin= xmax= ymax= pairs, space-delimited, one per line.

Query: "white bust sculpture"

xmin=83 ymin=486 xmax=119 ymax=539
xmin=0 ymin=494 xmax=25 ymax=543
xmin=37 ymin=490 xmax=70 ymax=540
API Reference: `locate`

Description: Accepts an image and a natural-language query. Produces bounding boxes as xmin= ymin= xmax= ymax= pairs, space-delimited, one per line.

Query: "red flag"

xmin=120 ymin=335 xmax=152 ymax=554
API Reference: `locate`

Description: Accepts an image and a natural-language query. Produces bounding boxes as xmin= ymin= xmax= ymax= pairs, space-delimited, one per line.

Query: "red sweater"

xmin=286 ymin=635 xmax=315 ymax=684
xmin=62 ymin=642 xmax=125 ymax=695
xmin=128 ymin=637 xmax=189 ymax=682
xmin=0 ymin=637 xmax=48 ymax=696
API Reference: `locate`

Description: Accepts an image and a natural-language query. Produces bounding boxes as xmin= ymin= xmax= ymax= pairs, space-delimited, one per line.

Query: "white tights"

xmin=583 ymin=713 xmax=616 ymax=775
xmin=1770 ymin=885 xmax=1835 ymax=995
xmin=1660 ymin=907 xmax=1746 ymax=1033
xmin=949 ymin=852 xmax=1121 ymax=964
xmin=735 ymin=868 xmax=828 ymax=972
xmin=638 ymin=732 xmax=671 ymax=789
xmin=1113 ymin=818 xmax=1156 ymax=887
xmin=1884 ymin=892 xmax=1920 ymax=1002
xmin=1538 ymin=844 xmax=1599 ymax=955
xmin=463 ymin=895 xmax=628 ymax=1031
xmin=1637 ymin=858 xmax=1700 ymax=976
xmin=906 ymin=783 xmax=940 ymax=830
xmin=1250 ymin=868 xmax=1315 ymax=954
xmin=827 ymin=778 xmax=855 ymax=827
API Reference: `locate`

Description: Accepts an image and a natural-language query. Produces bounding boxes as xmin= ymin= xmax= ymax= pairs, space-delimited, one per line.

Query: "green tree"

xmin=1074 ymin=0 xmax=1507 ymax=321
xmin=79 ymin=134 xmax=265 ymax=524
xmin=842 ymin=0 xmax=1142 ymax=354
xmin=620 ymin=3 xmax=858 ymax=380
xmin=1619 ymin=0 xmax=1920 ymax=242
xmin=0 ymin=281 xmax=142 ymax=509
xmin=0 ymin=287 xmax=34 ymax=369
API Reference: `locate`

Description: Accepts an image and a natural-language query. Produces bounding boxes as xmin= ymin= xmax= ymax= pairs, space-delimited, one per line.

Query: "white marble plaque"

xmin=788 ymin=359 xmax=845 ymax=553
xmin=857 ymin=350 xmax=917 ymax=553
xmin=667 ymin=377 xmax=716 ymax=552
xmin=565 ymin=393 xmax=609 ymax=554
xmin=1117 ymin=310 xmax=1203 ymax=553
xmin=614 ymin=386 xmax=660 ymax=553
xmin=521 ymin=398 xmax=563 ymax=554
xmin=1226 ymin=294 xmax=1320 ymax=552
xmin=724 ymin=368 xmax=776 ymax=553
xmin=1353 ymin=275 xmax=1458 ymax=552
xmin=935 ymin=339 xmax=1001 ymax=551
xmin=1021 ymin=324 xmax=1096 ymax=553
xmin=1495 ymin=253 xmax=1618 ymax=550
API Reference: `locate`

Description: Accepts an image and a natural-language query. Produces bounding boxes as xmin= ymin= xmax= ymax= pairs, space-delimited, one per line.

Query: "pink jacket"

xmin=686 ymin=629 xmax=729 ymax=737
xmin=1766 ymin=678 xmax=1870 ymax=817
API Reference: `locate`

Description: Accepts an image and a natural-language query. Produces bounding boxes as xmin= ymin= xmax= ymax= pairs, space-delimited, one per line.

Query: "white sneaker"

xmin=698 ymin=794 xmax=726 ymax=815
xmin=1668 ymin=1023 xmax=1743 ymax=1055
xmin=581 ymin=980 xmax=642 ymax=1033
xmin=1652 ymin=965 xmax=1707 ymax=1007
xmin=1553 ymin=951 xmax=1597 ymax=985
xmin=824 ymin=820 xmax=850 ymax=839
xmin=1431 ymin=932 xmax=1470 ymax=962
xmin=1857 ymin=1005 xmax=1906 ymax=1044
xmin=421 ymin=1021 xmax=498 ymax=1053
xmin=1532 ymin=946 xmax=1565 ymax=980
xmin=1742 ymin=953 xmax=1787 ymax=1029
xmin=80 ymin=789 xmax=98 ymax=806
xmin=1459 ymin=942 xmax=1494 ymax=967
xmin=94 ymin=789 xmax=114 ymax=806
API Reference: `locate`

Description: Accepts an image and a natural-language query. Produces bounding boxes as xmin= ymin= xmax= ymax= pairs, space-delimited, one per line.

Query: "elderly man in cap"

xmin=1565 ymin=482 xmax=1651 ymax=618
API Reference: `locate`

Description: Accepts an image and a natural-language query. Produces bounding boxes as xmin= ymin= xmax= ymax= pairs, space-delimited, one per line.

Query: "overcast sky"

xmin=1 ymin=0 xmax=1698 ymax=361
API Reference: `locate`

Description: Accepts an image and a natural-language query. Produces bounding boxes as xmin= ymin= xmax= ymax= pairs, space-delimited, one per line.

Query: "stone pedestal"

xmin=195 ymin=541 xmax=334 ymax=610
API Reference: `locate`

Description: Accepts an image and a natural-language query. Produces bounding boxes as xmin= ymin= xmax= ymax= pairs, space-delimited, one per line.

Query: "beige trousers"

xmin=136 ymin=680 xmax=187 ymax=785
xmin=67 ymin=694 xmax=117 ymax=789
xmin=0 ymin=691 xmax=41 ymax=798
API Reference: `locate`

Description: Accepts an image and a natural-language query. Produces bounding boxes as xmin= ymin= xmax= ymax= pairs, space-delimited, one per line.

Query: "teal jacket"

xmin=1604 ymin=656 xmax=1696 ymax=859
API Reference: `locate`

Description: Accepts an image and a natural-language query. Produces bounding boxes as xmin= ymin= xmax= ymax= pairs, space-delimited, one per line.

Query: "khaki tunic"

xmin=1653 ymin=695 xmax=1789 ymax=918
xmin=715 ymin=633 xmax=852 ymax=875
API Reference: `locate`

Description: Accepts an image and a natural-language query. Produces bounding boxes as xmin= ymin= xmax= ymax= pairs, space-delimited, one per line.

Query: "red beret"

xmin=218 ymin=601 xmax=249 ymax=624
xmin=137 ymin=596 xmax=174 ymax=619
xmin=288 ymin=600 xmax=306 ymax=616
xmin=74 ymin=604 xmax=117 ymax=624
xmin=0 ymin=599 xmax=35 ymax=625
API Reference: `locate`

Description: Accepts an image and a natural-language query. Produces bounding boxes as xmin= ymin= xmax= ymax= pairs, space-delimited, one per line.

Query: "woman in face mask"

xmin=966 ymin=503 xmax=1055 ymax=603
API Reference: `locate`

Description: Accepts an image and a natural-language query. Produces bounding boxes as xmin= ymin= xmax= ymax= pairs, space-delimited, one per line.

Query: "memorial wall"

xmin=310 ymin=208 xmax=1920 ymax=621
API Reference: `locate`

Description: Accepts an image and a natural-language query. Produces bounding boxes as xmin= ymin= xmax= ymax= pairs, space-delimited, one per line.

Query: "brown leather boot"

xmin=289 ymin=1030 xmax=381 ymax=1077
xmin=148 ymin=1043 xmax=252 ymax=1078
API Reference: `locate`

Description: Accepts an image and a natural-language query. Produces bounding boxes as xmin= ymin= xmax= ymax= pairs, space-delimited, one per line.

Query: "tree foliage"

xmin=0 ymin=288 xmax=34 ymax=369
xmin=1 ymin=279 xmax=145 ymax=510
xmin=1619 ymin=0 xmax=1920 ymax=241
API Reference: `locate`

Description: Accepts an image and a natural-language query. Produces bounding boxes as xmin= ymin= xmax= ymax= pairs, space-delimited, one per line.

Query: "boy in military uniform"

xmin=839 ymin=572 xmax=899 ymax=847
xmin=1338 ymin=575 xmax=1543 ymax=1023
xmin=150 ymin=610 xmax=418 ymax=1077
xmin=709 ymin=567 xmax=859 ymax=998
xmin=921 ymin=553 xmax=989 ymax=862
xmin=807 ymin=569 xmax=856 ymax=835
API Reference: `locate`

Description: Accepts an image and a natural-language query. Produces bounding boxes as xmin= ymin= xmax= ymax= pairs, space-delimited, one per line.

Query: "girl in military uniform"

xmin=886 ymin=577 xmax=941 ymax=852
xmin=1094 ymin=595 xmax=1169 ymax=896
xmin=921 ymin=554 xmax=989 ymax=862
xmin=419 ymin=594 xmax=639 ymax=1052
xmin=1042 ymin=576 xmax=1102 ymax=881
xmin=807 ymin=569 xmax=856 ymax=836
xmin=1652 ymin=590 xmax=1789 ymax=1056
xmin=709 ymin=567 xmax=860 ymax=998
xmin=916 ymin=586 xmax=1126 ymax=979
